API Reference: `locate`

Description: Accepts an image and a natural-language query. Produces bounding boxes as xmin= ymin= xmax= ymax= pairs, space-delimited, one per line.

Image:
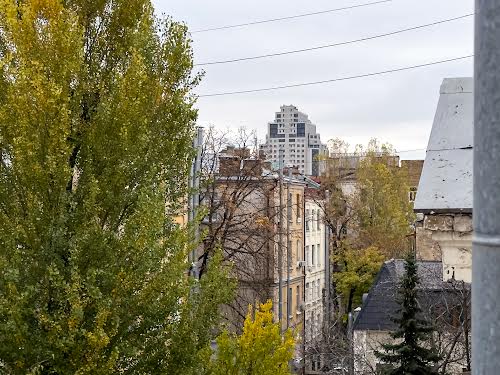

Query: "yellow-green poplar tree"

xmin=204 ymin=301 xmax=295 ymax=375
xmin=354 ymin=140 xmax=415 ymax=258
xmin=0 ymin=0 xmax=233 ymax=373
xmin=324 ymin=139 xmax=414 ymax=314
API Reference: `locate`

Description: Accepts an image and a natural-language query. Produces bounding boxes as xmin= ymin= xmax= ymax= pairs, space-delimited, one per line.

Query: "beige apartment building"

xmin=200 ymin=153 xmax=309 ymax=335
xmin=271 ymin=178 xmax=306 ymax=332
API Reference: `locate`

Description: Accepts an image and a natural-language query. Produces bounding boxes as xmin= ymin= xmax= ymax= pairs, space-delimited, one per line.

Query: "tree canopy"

xmin=354 ymin=141 xmax=415 ymax=258
xmin=204 ymin=301 xmax=295 ymax=375
xmin=0 ymin=1 xmax=233 ymax=373
xmin=322 ymin=139 xmax=414 ymax=314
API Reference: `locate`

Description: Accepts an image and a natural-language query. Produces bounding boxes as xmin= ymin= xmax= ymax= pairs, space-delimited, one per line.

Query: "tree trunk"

xmin=347 ymin=288 xmax=355 ymax=314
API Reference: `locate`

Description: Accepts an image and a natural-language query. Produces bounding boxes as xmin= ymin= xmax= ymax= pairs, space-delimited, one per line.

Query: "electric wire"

xmin=396 ymin=148 xmax=427 ymax=153
xmin=191 ymin=0 xmax=393 ymax=33
xmin=195 ymin=14 xmax=473 ymax=66
xmin=198 ymin=55 xmax=473 ymax=97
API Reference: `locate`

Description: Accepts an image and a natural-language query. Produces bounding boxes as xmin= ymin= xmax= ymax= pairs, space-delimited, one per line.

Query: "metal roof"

xmin=414 ymin=77 xmax=473 ymax=213
xmin=353 ymin=260 xmax=449 ymax=331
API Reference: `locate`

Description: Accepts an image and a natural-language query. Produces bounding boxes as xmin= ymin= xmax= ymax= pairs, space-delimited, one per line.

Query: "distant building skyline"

xmin=262 ymin=105 xmax=328 ymax=176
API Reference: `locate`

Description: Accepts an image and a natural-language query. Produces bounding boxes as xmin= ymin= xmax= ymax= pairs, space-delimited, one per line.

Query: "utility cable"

xmin=396 ymin=148 xmax=427 ymax=153
xmin=195 ymin=14 xmax=473 ymax=66
xmin=198 ymin=55 xmax=473 ymax=97
xmin=192 ymin=0 xmax=393 ymax=33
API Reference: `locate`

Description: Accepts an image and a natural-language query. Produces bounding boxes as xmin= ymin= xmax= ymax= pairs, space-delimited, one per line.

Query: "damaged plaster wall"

xmin=416 ymin=213 xmax=472 ymax=282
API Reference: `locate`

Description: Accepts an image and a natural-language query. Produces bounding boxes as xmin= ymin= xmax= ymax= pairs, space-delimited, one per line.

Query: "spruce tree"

xmin=375 ymin=255 xmax=440 ymax=375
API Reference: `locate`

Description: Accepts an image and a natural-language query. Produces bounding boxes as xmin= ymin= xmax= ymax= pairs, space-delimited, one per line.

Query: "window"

xmin=317 ymin=210 xmax=321 ymax=230
xmin=311 ymin=314 xmax=315 ymax=342
xmin=269 ymin=123 xmax=278 ymax=137
xmin=409 ymin=187 xmax=417 ymax=202
xmin=297 ymin=123 xmax=306 ymax=137
xmin=305 ymin=246 xmax=309 ymax=266
xmin=312 ymin=245 xmax=315 ymax=265
xmin=296 ymin=194 xmax=301 ymax=219
xmin=305 ymin=209 xmax=310 ymax=231
xmin=296 ymin=240 xmax=301 ymax=261
xmin=296 ymin=286 xmax=300 ymax=311
xmin=317 ymin=244 xmax=321 ymax=267
xmin=288 ymin=287 xmax=292 ymax=317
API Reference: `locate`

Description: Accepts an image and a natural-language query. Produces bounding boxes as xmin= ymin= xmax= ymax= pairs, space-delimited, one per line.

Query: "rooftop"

xmin=353 ymin=259 xmax=448 ymax=331
xmin=414 ymin=77 xmax=473 ymax=213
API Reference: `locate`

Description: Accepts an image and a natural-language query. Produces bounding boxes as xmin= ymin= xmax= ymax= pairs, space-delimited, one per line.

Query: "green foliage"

xmin=324 ymin=138 xmax=414 ymax=314
xmin=375 ymin=255 xmax=440 ymax=375
xmin=333 ymin=246 xmax=384 ymax=313
xmin=0 ymin=1 xmax=233 ymax=373
xmin=354 ymin=140 xmax=415 ymax=258
xmin=203 ymin=301 xmax=295 ymax=375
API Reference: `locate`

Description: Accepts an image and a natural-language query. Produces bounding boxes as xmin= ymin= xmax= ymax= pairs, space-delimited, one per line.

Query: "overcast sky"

xmin=152 ymin=0 xmax=473 ymax=159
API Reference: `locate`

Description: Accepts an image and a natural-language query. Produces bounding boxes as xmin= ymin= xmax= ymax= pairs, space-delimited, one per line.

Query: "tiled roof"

xmin=353 ymin=259 xmax=446 ymax=331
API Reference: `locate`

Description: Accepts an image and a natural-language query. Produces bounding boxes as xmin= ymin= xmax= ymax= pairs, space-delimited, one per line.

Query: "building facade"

xmin=262 ymin=105 xmax=327 ymax=176
xmin=202 ymin=154 xmax=309 ymax=334
xmin=200 ymin=146 xmax=335 ymax=371
xmin=414 ymin=77 xmax=473 ymax=283
xmin=304 ymin=196 xmax=328 ymax=372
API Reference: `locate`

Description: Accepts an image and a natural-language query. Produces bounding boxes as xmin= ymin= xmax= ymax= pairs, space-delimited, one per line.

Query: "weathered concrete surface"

xmin=454 ymin=215 xmax=473 ymax=233
xmin=416 ymin=226 xmax=442 ymax=261
xmin=416 ymin=213 xmax=472 ymax=282
xmin=424 ymin=215 xmax=454 ymax=231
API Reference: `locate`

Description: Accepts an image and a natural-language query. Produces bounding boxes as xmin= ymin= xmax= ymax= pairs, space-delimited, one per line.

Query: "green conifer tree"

xmin=375 ymin=255 xmax=440 ymax=375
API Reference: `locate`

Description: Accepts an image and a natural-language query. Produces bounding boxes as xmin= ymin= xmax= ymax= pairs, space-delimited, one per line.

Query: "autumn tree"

xmin=319 ymin=139 xmax=414 ymax=316
xmin=354 ymin=140 xmax=415 ymax=258
xmin=198 ymin=127 xmax=285 ymax=331
xmin=334 ymin=246 xmax=385 ymax=314
xmin=0 ymin=1 xmax=233 ymax=373
xmin=204 ymin=301 xmax=295 ymax=375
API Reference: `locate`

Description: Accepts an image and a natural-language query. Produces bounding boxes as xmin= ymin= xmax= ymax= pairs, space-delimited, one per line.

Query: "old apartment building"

xmin=304 ymin=196 xmax=327 ymax=343
xmin=199 ymin=152 xmax=309 ymax=334
xmin=198 ymin=146 xmax=333 ymax=372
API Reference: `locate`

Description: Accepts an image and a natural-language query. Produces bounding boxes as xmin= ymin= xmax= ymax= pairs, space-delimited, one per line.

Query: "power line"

xmin=191 ymin=0 xmax=393 ymax=34
xmin=197 ymin=55 xmax=473 ymax=98
xmin=396 ymin=148 xmax=427 ymax=153
xmin=195 ymin=14 xmax=473 ymax=66
xmin=267 ymin=147 xmax=466 ymax=163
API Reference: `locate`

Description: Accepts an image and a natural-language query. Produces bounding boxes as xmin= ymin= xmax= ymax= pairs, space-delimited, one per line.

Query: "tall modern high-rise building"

xmin=262 ymin=105 xmax=327 ymax=176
